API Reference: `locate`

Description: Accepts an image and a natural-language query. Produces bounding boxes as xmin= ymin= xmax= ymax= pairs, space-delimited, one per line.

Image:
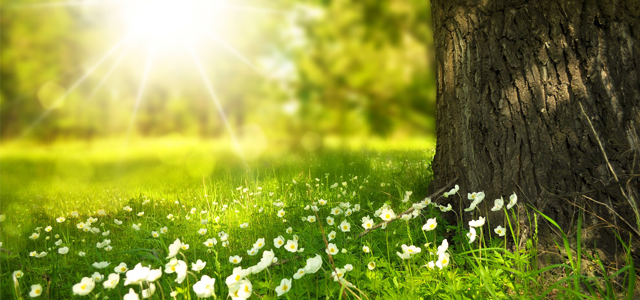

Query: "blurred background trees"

xmin=1 ymin=0 xmax=435 ymax=150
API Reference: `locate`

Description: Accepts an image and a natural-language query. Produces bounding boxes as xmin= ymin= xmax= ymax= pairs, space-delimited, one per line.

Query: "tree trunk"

xmin=430 ymin=0 xmax=640 ymax=252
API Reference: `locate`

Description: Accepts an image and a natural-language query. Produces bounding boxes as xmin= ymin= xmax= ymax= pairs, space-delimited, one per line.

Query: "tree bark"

xmin=430 ymin=0 xmax=640 ymax=251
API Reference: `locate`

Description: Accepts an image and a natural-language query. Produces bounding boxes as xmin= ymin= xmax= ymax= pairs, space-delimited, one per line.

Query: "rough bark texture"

xmin=430 ymin=0 xmax=640 ymax=253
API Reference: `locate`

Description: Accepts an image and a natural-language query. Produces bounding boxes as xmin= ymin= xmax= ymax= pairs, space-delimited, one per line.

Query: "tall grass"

xmin=0 ymin=139 xmax=636 ymax=299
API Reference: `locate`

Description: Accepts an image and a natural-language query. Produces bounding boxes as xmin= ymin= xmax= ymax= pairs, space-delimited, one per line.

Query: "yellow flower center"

xmin=171 ymin=266 xmax=176 ymax=271
xmin=343 ymin=226 xmax=348 ymax=230
xmin=81 ymin=284 xmax=87 ymax=290
xmin=258 ymin=243 xmax=262 ymax=247
xmin=290 ymin=245 xmax=295 ymax=249
xmin=244 ymin=286 xmax=249 ymax=292
xmin=442 ymin=259 xmax=448 ymax=264
xmin=385 ymin=214 xmax=390 ymax=219
xmin=35 ymin=289 xmax=41 ymax=294
xmin=233 ymin=259 xmax=237 ymax=263
xmin=235 ymin=275 xmax=241 ymax=281
xmin=408 ymin=249 xmax=413 ymax=253
xmin=430 ymin=224 xmax=435 ymax=228
xmin=278 ymin=241 xmax=283 ymax=245
xmin=330 ymin=248 xmax=336 ymax=253
xmin=283 ymin=285 xmax=289 ymax=291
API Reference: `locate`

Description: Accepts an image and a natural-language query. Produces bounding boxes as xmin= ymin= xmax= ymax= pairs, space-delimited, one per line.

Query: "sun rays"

xmin=12 ymin=0 xmax=289 ymax=160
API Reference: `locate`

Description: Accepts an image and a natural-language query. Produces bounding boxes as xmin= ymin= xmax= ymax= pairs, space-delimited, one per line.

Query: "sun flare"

xmin=122 ymin=0 xmax=218 ymax=47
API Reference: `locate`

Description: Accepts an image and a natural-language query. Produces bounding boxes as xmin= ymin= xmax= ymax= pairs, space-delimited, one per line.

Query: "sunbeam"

xmin=120 ymin=47 xmax=156 ymax=160
xmin=189 ymin=46 xmax=243 ymax=159
xmin=204 ymin=31 xmax=265 ymax=77
xmin=20 ymin=35 xmax=131 ymax=138
xmin=87 ymin=40 xmax=135 ymax=101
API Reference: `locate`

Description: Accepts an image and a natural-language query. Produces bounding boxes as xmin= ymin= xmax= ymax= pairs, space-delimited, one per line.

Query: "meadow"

xmin=0 ymin=139 xmax=636 ymax=299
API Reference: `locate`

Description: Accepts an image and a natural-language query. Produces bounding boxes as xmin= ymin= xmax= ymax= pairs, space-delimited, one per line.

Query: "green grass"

xmin=0 ymin=138 xmax=635 ymax=299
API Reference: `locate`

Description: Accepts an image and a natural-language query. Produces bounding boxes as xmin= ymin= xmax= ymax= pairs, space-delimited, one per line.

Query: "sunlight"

xmin=20 ymin=35 xmax=131 ymax=138
xmin=189 ymin=47 xmax=243 ymax=160
xmin=122 ymin=0 xmax=217 ymax=48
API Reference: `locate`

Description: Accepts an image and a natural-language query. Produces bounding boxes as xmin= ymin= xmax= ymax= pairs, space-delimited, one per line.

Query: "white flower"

xmin=273 ymin=236 xmax=285 ymax=248
xmin=102 ymin=230 xmax=110 ymax=236
xmin=203 ymin=238 xmax=217 ymax=247
xmin=13 ymin=270 xmax=24 ymax=279
xmin=99 ymin=273 xmax=118 ymax=290
xmin=72 ymin=277 xmax=95 ymax=296
xmin=58 ymin=247 xmax=69 ymax=254
xmin=123 ymin=206 xmax=132 ymax=212
xmin=437 ymin=239 xmax=449 ymax=256
xmin=92 ymin=272 xmax=104 ymax=282
xmin=368 ymin=261 xmax=376 ymax=270
xmin=494 ymin=225 xmax=506 ymax=236
xmin=146 ymin=268 xmax=162 ymax=282
xmin=29 ymin=284 xmax=43 ymax=298
xmin=114 ymin=262 xmax=128 ymax=274
xmin=325 ymin=243 xmax=338 ymax=255
xmin=469 ymin=216 xmax=485 ymax=227
xmin=344 ymin=264 xmax=353 ymax=271
xmin=56 ymin=216 xmax=66 ymax=223
xmin=327 ymin=230 xmax=336 ymax=241
xmin=293 ymin=268 xmax=306 ymax=279
xmin=361 ymin=216 xmax=374 ymax=229
xmin=193 ymin=275 xmax=216 ymax=298
xmin=443 ymin=184 xmax=459 ymax=198
xmin=247 ymin=248 xmax=259 ymax=256
xmin=173 ymin=260 xmax=188 ymax=284
xmin=160 ymin=226 xmax=168 ymax=234
xmin=78 ymin=251 xmax=86 ymax=257
xmin=491 ymin=198 xmax=504 ymax=211
xmin=36 ymin=251 xmax=47 ymax=258
xmin=438 ymin=204 xmax=453 ymax=212
xmin=239 ymin=223 xmax=248 ymax=228
xmin=225 ymin=267 xmax=250 ymax=287
xmin=198 ymin=228 xmax=207 ymax=235
xmin=422 ymin=218 xmax=437 ymax=231
xmin=362 ymin=245 xmax=370 ymax=253
xmin=330 ymin=207 xmax=343 ymax=215
xmin=397 ymin=251 xmax=411 ymax=260
xmin=436 ymin=253 xmax=450 ymax=269
xmin=253 ymin=238 xmax=265 ymax=249
xmin=507 ymin=193 xmax=518 ymax=209
xmin=467 ymin=228 xmax=477 ymax=243
xmin=307 ymin=215 xmax=316 ymax=222
xmin=166 ymin=238 xmax=182 ymax=259
xmin=339 ymin=220 xmax=351 ymax=232
xmin=277 ymin=209 xmax=285 ymax=218
xmin=92 ymin=261 xmax=110 ymax=269
xmin=326 ymin=216 xmax=335 ymax=225
xmin=123 ymin=288 xmax=139 ymax=300
xmin=285 ymin=240 xmax=298 ymax=252
xmin=114 ymin=219 xmax=122 ymax=225
xmin=29 ymin=232 xmax=40 ymax=240
xmin=45 ymin=226 xmax=52 ymax=232
xmin=192 ymin=259 xmax=206 ymax=272
xmin=229 ymin=255 xmax=242 ymax=264
xmin=125 ymin=263 xmax=150 ymax=286
xmin=303 ymin=254 xmax=323 ymax=274
xmin=142 ymin=283 xmax=156 ymax=299
xmin=275 ymin=278 xmax=292 ymax=296
xmin=401 ymin=244 xmax=421 ymax=256
xmin=379 ymin=208 xmax=396 ymax=221
xmin=132 ymin=224 xmax=140 ymax=231
xmin=286 ymin=227 xmax=293 ymax=234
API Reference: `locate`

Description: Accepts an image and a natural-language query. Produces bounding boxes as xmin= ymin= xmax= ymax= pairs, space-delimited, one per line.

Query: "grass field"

xmin=0 ymin=138 xmax=635 ymax=299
